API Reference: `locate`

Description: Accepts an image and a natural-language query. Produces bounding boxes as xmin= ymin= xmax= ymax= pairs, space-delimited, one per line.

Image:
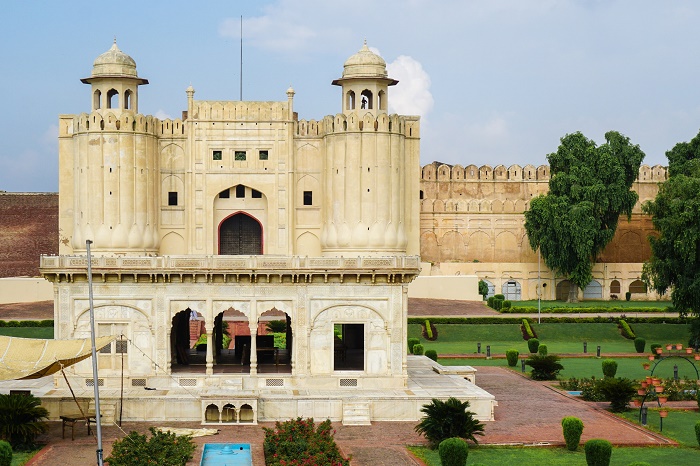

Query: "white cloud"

xmin=155 ymin=110 xmax=173 ymax=120
xmin=387 ymin=56 xmax=434 ymax=117
xmin=220 ymin=16 xmax=317 ymax=53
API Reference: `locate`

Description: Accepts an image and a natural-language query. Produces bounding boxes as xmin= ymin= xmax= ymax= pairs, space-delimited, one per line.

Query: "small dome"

xmin=341 ymin=41 xmax=388 ymax=79
xmin=91 ymin=40 xmax=138 ymax=78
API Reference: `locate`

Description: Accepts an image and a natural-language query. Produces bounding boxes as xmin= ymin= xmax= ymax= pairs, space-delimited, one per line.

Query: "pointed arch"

xmin=218 ymin=212 xmax=263 ymax=255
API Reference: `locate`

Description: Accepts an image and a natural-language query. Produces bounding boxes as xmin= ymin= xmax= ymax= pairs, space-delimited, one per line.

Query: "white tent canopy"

xmin=0 ymin=335 xmax=116 ymax=381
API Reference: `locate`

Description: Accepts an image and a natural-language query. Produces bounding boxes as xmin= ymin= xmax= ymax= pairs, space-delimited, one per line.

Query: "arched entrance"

xmin=257 ymin=308 xmax=292 ymax=374
xmin=219 ymin=213 xmax=262 ymax=255
xmin=171 ymin=308 xmax=203 ymax=369
xmin=213 ymin=308 xmax=250 ymax=372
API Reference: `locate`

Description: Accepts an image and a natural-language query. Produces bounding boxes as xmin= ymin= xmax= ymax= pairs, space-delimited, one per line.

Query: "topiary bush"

xmin=602 ymin=359 xmax=618 ymax=378
xmin=502 ymin=300 xmax=512 ymax=310
xmin=527 ymin=338 xmax=540 ymax=354
xmin=493 ymin=298 xmax=503 ymax=311
xmin=415 ymin=397 xmax=485 ymax=448
xmin=525 ymin=354 xmax=564 ymax=380
xmin=633 ymin=337 xmax=646 ymax=353
xmin=408 ymin=338 xmax=420 ymax=354
xmin=438 ymin=437 xmax=468 ymax=466
xmin=561 ymin=416 xmax=584 ymax=451
xmin=487 ymin=296 xmax=495 ymax=308
xmin=494 ymin=294 xmax=505 ymax=300
xmin=425 ymin=349 xmax=438 ymax=362
xmin=625 ymin=291 xmax=631 ymax=301
xmin=538 ymin=344 xmax=548 ymax=356
xmin=425 ymin=320 xmax=433 ymax=339
xmin=695 ymin=420 xmax=700 ymax=447
xmin=106 ymin=427 xmax=196 ymax=466
xmin=0 ymin=441 xmax=11 ymax=466
xmin=506 ymin=349 xmax=519 ymax=367
xmin=584 ymin=438 xmax=612 ymax=466
xmin=413 ymin=344 xmax=424 ymax=355
xmin=618 ymin=319 xmax=635 ymax=339
xmin=521 ymin=319 xmax=538 ymax=339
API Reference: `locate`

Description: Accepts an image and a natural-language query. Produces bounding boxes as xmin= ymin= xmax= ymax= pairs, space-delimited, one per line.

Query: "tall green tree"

xmin=643 ymin=130 xmax=700 ymax=323
xmin=525 ymin=131 xmax=645 ymax=301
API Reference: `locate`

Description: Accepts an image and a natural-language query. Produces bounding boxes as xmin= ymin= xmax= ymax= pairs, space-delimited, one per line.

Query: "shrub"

xmin=601 ymin=359 xmax=618 ymax=378
xmin=521 ymin=319 xmax=538 ymax=339
xmin=525 ymin=354 xmax=564 ymax=380
xmin=695 ymin=420 xmax=700 ymax=447
xmin=595 ymin=377 xmax=636 ymax=412
xmin=502 ymin=300 xmax=512 ymax=310
xmin=487 ymin=296 xmax=495 ymax=308
xmin=413 ymin=344 xmax=424 ymax=355
xmin=408 ymin=338 xmax=420 ymax=354
xmin=494 ymin=294 xmax=505 ymax=300
xmin=0 ymin=441 xmax=11 ymax=466
xmin=415 ymin=397 xmax=485 ymax=448
xmin=265 ymin=319 xmax=287 ymax=333
xmin=561 ymin=416 xmax=584 ymax=451
xmin=618 ymin=319 xmax=635 ymax=339
xmin=505 ymin=349 xmax=519 ymax=367
xmin=478 ymin=280 xmax=489 ymax=300
xmin=493 ymin=298 xmax=503 ymax=311
xmin=263 ymin=418 xmax=349 ymax=465
xmin=625 ymin=291 xmax=631 ymax=301
xmin=697 ymin=384 xmax=700 ymax=409
xmin=425 ymin=349 xmax=438 ymax=362
xmin=527 ymin=338 xmax=540 ymax=354
xmin=633 ymin=337 xmax=646 ymax=353
xmin=106 ymin=427 xmax=195 ymax=466
xmin=650 ymin=343 xmax=661 ymax=356
xmin=425 ymin=320 xmax=433 ymax=339
xmin=0 ymin=394 xmax=48 ymax=450
xmin=538 ymin=344 xmax=548 ymax=356
xmin=438 ymin=437 xmax=468 ymax=466
xmin=584 ymin=438 xmax=612 ymax=466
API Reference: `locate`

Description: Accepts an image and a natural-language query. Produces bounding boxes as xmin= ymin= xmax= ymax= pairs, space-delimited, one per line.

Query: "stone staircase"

xmin=342 ymin=401 xmax=371 ymax=425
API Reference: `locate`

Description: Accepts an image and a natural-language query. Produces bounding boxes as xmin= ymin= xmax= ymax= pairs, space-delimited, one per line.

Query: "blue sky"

xmin=2 ymin=0 xmax=700 ymax=192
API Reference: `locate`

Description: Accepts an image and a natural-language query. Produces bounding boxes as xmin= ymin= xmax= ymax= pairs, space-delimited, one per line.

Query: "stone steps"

xmin=342 ymin=401 xmax=371 ymax=426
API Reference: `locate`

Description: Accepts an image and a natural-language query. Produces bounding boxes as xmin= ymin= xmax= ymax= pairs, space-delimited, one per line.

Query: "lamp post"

xmin=537 ymin=249 xmax=541 ymax=324
xmin=86 ymin=240 xmax=104 ymax=466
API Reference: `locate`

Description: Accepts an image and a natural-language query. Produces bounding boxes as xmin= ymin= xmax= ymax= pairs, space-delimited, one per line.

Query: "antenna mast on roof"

xmin=240 ymin=15 xmax=243 ymax=101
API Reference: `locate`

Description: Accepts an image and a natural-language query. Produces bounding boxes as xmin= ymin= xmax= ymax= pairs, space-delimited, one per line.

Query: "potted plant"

xmin=656 ymin=347 xmax=663 ymax=354
xmin=655 ymin=385 xmax=664 ymax=393
xmin=637 ymin=388 xmax=647 ymax=396
xmin=642 ymin=363 xmax=651 ymax=370
xmin=695 ymin=354 xmax=700 ymax=361
xmin=666 ymin=344 xmax=673 ymax=350
xmin=686 ymin=348 xmax=693 ymax=354
xmin=632 ymin=399 xmax=641 ymax=407
xmin=658 ymin=396 xmax=668 ymax=404
xmin=659 ymin=409 xmax=668 ymax=418
xmin=676 ymin=344 xmax=683 ymax=350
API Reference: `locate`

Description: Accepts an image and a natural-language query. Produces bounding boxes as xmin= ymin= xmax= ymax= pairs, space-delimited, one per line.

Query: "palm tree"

xmin=0 ymin=394 xmax=49 ymax=449
xmin=414 ymin=397 xmax=484 ymax=448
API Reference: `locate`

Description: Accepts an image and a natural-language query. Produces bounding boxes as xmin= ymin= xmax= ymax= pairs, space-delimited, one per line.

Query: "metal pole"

xmin=86 ymin=240 xmax=104 ymax=466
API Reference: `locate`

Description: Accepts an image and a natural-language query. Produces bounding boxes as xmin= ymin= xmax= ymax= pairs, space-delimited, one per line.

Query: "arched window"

xmin=124 ymin=90 xmax=132 ymax=110
xmin=107 ymin=89 xmax=119 ymax=109
xmin=360 ymin=90 xmax=373 ymax=109
xmin=502 ymin=280 xmax=521 ymax=301
xmin=378 ymin=90 xmax=386 ymax=110
xmin=219 ymin=213 xmax=262 ymax=255
xmin=346 ymin=91 xmax=356 ymax=110
xmin=629 ymin=280 xmax=647 ymax=294
xmin=610 ymin=280 xmax=621 ymax=294
xmin=93 ymin=90 xmax=101 ymax=110
xmin=583 ymin=280 xmax=602 ymax=299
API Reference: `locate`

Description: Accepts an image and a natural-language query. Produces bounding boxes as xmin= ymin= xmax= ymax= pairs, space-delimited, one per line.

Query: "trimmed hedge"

xmin=618 ymin=319 xmax=635 ymax=339
xmin=602 ymin=359 xmax=618 ymax=378
xmin=584 ymin=439 xmax=612 ymax=466
xmin=502 ymin=306 xmax=670 ymax=314
xmin=527 ymin=338 xmax=540 ymax=354
xmin=561 ymin=416 xmax=584 ymax=451
xmin=521 ymin=319 xmax=538 ymax=339
xmin=425 ymin=349 xmax=438 ymax=362
xmin=695 ymin=420 xmax=700 ymax=447
xmin=505 ymin=349 xmax=519 ymax=367
xmin=413 ymin=344 xmax=424 ymax=355
xmin=538 ymin=344 xmax=548 ymax=356
xmin=438 ymin=437 xmax=468 ymax=466
xmin=408 ymin=338 xmax=420 ymax=354
xmin=407 ymin=316 xmax=687 ymax=325
xmin=0 ymin=320 xmax=53 ymax=327
xmin=633 ymin=337 xmax=646 ymax=353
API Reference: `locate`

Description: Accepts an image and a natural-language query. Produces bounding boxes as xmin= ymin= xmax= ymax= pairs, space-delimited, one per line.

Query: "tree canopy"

xmin=524 ymin=131 xmax=645 ymax=300
xmin=643 ymin=130 xmax=700 ymax=317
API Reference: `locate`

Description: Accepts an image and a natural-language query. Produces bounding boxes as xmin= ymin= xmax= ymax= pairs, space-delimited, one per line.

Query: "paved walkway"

xmin=24 ymin=366 xmax=681 ymax=465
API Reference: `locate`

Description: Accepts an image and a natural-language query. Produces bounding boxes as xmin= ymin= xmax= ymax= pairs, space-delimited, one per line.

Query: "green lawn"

xmin=410 ymin=323 xmax=690 ymax=357
xmin=408 ymin=444 xmax=700 ymax=465
xmin=10 ymin=450 xmax=41 ymax=466
xmin=514 ymin=300 xmax=671 ymax=309
xmin=618 ymin=409 xmax=700 ymax=447
xmin=0 ymin=328 xmax=53 ymax=339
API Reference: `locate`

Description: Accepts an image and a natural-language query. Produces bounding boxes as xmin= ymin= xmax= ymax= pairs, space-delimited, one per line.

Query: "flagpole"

xmin=86 ymin=240 xmax=104 ymax=466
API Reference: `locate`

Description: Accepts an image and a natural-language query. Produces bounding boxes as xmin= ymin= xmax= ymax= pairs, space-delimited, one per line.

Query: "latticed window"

xmin=220 ymin=214 xmax=262 ymax=255
xmin=235 ymin=151 xmax=246 ymax=161
xmin=259 ymin=150 xmax=268 ymax=160
xmin=212 ymin=150 xmax=222 ymax=160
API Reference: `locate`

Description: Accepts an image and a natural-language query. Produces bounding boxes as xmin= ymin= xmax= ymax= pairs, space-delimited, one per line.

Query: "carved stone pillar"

xmin=250 ymin=325 xmax=258 ymax=376
xmin=205 ymin=321 xmax=214 ymax=376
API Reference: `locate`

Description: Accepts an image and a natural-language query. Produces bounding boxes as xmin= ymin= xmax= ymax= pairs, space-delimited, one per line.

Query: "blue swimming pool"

xmin=200 ymin=443 xmax=252 ymax=466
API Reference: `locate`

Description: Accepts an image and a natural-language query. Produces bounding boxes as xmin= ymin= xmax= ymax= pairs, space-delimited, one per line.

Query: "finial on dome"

xmin=286 ymin=85 xmax=295 ymax=97
xmin=113 ymin=36 xmax=117 ymax=44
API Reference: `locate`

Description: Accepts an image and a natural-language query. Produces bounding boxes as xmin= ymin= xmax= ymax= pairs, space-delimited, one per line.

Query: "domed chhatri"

xmin=91 ymin=39 xmax=139 ymax=78
xmin=341 ymin=40 xmax=389 ymax=79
